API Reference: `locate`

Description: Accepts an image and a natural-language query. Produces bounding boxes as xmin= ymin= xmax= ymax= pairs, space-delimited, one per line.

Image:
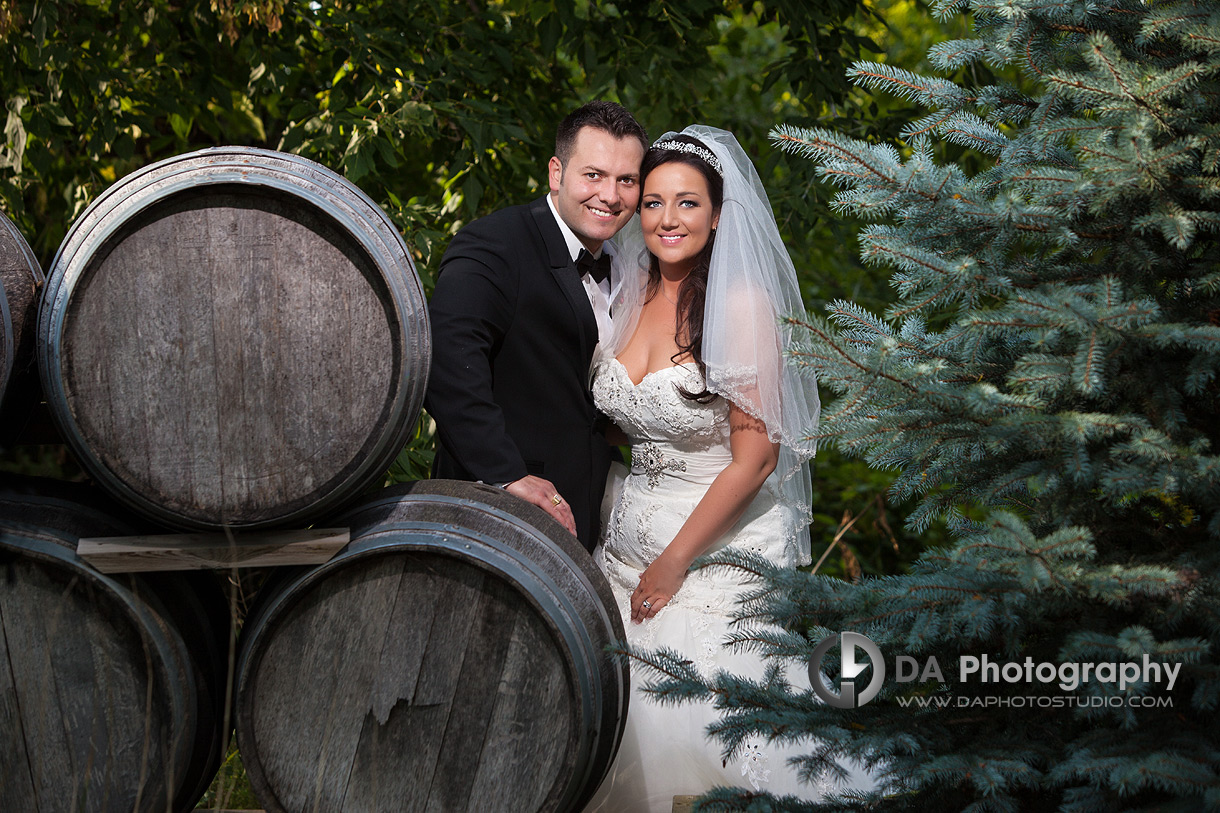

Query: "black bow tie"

xmin=576 ymin=249 xmax=611 ymax=284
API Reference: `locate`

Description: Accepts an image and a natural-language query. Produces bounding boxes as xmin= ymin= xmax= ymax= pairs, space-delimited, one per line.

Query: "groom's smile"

xmin=587 ymin=203 xmax=619 ymax=220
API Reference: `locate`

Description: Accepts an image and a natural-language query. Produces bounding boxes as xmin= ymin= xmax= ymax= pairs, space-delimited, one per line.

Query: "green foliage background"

xmin=2 ymin=1 xmax=869 ymax=276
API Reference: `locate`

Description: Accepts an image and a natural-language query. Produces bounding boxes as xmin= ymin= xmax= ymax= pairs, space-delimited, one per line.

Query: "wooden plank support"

xmin=77 ymin=528 xmax=349 ymax=573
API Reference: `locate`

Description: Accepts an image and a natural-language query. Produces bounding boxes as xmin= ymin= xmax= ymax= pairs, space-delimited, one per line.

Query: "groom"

xmin=425 ymin=101 xmax=648 ymax=551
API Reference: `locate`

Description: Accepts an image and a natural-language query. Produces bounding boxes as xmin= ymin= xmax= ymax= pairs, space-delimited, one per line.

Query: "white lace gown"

xmin=583 ymin=358 xmax=865 ymax=811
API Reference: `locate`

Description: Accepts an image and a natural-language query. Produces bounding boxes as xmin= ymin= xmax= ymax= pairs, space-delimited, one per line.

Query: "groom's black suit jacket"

xmin=425 ymin=195 xmax=614 ymax=551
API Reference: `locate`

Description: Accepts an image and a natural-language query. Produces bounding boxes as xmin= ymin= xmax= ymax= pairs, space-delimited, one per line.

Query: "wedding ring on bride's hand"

xmin=642 ymin=600 xmax=653 ymax=610
xmin=551 ymin=494 xmax=563 ymax=506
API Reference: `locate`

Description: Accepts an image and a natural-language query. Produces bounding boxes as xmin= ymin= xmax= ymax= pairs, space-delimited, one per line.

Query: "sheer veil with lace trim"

xmin=602 ymin=125 xmax=819 ymax=563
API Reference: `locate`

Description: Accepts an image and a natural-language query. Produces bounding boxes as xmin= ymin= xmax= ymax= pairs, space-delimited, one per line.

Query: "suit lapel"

xmin=529 ymin=196 xmax=597 ymax=363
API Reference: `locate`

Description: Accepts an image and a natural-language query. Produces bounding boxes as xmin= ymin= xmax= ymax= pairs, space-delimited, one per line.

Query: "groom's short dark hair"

xmin=554 ymin=101 xmax=648 ymax=165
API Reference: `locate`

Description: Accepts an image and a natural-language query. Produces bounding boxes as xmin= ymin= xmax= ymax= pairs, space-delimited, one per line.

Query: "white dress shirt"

xmin=546 ymin=194 xmax=616 ymax=346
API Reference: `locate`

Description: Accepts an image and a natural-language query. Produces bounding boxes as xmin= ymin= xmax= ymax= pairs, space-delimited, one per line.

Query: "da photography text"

xmin=809 ymin=631 xmax=1181 ymax=710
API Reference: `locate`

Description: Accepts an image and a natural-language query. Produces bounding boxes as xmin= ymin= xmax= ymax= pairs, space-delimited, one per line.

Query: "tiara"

xmin=652 ymin=138 xmax=722 ymax=175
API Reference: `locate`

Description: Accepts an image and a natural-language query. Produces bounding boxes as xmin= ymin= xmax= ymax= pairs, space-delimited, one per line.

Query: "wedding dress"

xmin=583 ymin=357 xmax=864 ymax=811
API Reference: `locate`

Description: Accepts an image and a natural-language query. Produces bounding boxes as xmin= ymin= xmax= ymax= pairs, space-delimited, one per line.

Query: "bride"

xmin=584 ymin=126 xmax=869 ymax=810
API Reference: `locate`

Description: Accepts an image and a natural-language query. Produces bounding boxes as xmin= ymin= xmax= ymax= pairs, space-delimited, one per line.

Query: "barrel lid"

xmin=235 ymin=482 xmax=629 ymax=813
xmin=37 ymin=148 xmax=430 ymax=530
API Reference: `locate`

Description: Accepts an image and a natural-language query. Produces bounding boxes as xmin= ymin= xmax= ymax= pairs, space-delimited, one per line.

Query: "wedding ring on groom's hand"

xmin=551 ymin=494 xmax=563 ymax=506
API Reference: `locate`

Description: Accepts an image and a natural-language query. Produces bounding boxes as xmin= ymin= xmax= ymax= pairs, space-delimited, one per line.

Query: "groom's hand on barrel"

xmin=506 ymin=476 xmax=578 ymax=537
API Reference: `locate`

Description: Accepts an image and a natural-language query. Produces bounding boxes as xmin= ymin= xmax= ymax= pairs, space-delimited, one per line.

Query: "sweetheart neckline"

xmin=608 ymin=357 xmax=698 ymax=388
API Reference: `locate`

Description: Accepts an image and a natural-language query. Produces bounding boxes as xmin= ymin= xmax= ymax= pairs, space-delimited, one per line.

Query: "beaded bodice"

xmin=592 ymin=358 xmax=730 ymax=487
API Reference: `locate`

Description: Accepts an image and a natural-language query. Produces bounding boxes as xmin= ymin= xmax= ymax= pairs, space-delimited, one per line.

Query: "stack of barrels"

xmin=1 ymin=148 xmax=627 ymax=812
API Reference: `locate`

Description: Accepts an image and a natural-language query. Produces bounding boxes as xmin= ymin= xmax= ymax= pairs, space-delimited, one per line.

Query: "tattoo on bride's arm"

xmin=729 ymin=411 xmax=769 ymax=435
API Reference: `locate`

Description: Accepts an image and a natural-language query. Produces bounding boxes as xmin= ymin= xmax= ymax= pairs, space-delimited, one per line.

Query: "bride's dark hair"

xmin=640 ymin=135 xmax=724 ymax=402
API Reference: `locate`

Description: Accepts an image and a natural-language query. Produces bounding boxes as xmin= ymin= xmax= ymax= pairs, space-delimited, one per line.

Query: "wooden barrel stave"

xmin=0 ymin=528 xmax=192 ymax=812
xmin=0 ymin=210 xmax=45 ymax=441
xmin=236 ymin=480 xmax=627 ymax=813
xmin=0 ymin=478 xmax=228 ymax=813
xmin=38 ymin=148 xmax=429 ymax=530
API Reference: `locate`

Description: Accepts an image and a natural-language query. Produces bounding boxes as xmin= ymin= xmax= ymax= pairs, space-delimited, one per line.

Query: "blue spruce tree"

xmin=632 ymin=1 xmax=1220 ymax=809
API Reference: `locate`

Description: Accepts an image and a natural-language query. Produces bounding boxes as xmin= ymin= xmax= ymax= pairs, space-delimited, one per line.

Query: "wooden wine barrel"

xmin=38 ymin=147 xmax=429 ymax=530
xmin=235 ymin=480 xmax=629 ymax=813
xmin=0 ymin=209 xmax=44 ymax=435
xmin=0 ymin=477 xmax=230 ymax=813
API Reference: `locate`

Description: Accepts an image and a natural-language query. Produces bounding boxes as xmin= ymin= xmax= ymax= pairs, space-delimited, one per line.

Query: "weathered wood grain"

xmin=462 ymin=579 xmax=572 ymax=811
xmin=235 ymin=480 xmax=628 ymax=813
xmin=0 ymin=212 xmax=43 ymax=349
xmin=0 ymin=209 xmax=44 ymax=441
xmin=0 ymin=478 xmax=229 ymax=813
xmin=77 ymin=527 xmax=349 ymax=573
xmin=62 ymin=192 xmax=390 ymax=524
xmin=253 ymin=555 xmax=404 ymax=813
xmin=39 ymin=148 xmax=429 ymax=530
xmin=0 ymin=542 xmax=180 ymax=812
xmin=0 ymin=586 xmax=39 ymax=811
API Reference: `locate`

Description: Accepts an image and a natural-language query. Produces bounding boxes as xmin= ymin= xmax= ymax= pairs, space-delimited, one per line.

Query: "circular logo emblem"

xmin=809 ymin=631 xmax=885 ymax=709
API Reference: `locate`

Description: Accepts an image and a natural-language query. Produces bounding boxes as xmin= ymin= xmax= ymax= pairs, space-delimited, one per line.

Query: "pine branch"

xmin=1088 ymin=35 xmax=1175 ymax=130
xmin=790 ymin=311 xmax=920 ymax=391
xmin=847 ymin=61 xmax=977 ymax=108
xmin=772 ymin=128 xmax=916 ymax=199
